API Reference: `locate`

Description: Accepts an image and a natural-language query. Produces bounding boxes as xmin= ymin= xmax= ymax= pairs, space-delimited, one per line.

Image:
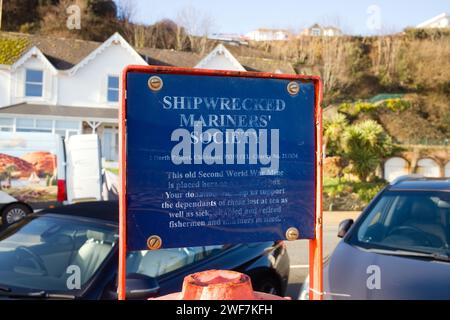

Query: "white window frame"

xmin=5 ymin=117 xmax=82 ymax=137
xmin=15 ymin=117 xmax=52 ymax=133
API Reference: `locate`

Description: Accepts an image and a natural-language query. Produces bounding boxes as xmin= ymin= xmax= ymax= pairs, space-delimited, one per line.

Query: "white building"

xmin=245 ymin=29 xmax=291 ymax=41
xmin=0 ymin=32 xmax=295 ymax=162
xmin=0 ymin=33 xmax=146 ymax=162
xmin=208 ymin=33 xmax=248 ymax=46
xmin=301 ymin=24 xmax=342 ymax=37
xmin=416 ymin=13 xmax=450 ymax=29
xmin=194 ymin=44 xmax=246 ymax=71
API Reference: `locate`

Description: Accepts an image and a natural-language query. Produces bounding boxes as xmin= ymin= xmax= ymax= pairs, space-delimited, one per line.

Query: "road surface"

xmin=285 ymin=211 xmax=361 ymax=299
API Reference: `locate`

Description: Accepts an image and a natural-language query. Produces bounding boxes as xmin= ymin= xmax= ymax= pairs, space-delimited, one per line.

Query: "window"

xmin=25 ymin=69 xmax=43 ymax=97
xmin=126 ymin=245 xmax=225 ymax=278
xmin=55 ymin=120 xmax=79 ymax=130
xmin=36 ymin=119 xmax=52 ymax=129
xmin=349 ymin=191 xmax=450 ymax=255
xmin=16 ymin=118 xmax=34 ymax=128
xmin=0 ymin=215 xmax=118 ymax=293
xmin=0 ymin=118 xmax=13 ymax=132
xmin=107 ymin=76 xmax=119 ymax=103
xmin=311 ymin=28 xmax=321 ymax=36
xmin=55 ymin=120 xmax=80 ymax=138
xmin=101 ymin=127 xmax=119 ymax=161
xmin=16 ymin=118 xmax=52 ymax=133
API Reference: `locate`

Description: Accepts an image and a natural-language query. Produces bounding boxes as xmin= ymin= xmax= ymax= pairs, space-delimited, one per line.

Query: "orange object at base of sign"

xmin=150 ymin=270 xmax=290 ymax=300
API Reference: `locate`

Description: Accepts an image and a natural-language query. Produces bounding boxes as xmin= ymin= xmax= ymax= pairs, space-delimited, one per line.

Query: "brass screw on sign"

xmin=286 ymin=227 xmax=300 ymax=241
xmin=148 ymin=76 xmax=163 ymax=91
xmin=287 ymin=81 xmax=300 ymax=96
xmin=147 ymin=235 xmax=162 ymax=250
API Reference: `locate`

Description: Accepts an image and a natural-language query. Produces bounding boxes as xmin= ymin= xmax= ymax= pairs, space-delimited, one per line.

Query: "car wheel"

xmin=252 ymin=275 xmax=282 ymax=296
xmin=1 ymin=203 xmax=31 ymax=226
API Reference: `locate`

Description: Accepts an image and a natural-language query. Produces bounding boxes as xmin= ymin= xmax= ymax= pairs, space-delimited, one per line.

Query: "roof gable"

xmin=195 ymin=44 xmax=245 ymax=71
xmin=11 ymin=46 xmax=57 ymax=74
xmin=68 ymin=32 xmax=146 ymax=75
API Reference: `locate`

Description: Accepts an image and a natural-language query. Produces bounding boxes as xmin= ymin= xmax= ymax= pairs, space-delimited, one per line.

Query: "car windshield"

xmin=126 ymin=245 xmax=226 ymax=278
xmin=349 ymin=191 xmax=450 ymax=256
xmin=0 ymin=214 xmax=118 ymax=293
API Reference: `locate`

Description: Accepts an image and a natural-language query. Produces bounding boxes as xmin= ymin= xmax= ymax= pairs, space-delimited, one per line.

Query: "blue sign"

xmin=124 ymin=68 xmax=318 ymax=250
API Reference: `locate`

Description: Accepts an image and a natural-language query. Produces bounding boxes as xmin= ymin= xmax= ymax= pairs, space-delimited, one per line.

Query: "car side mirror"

xmin=125 ymin=273 xmax=160 ymax=300
xmin=337 ymin=219 xmax=354 ymax=238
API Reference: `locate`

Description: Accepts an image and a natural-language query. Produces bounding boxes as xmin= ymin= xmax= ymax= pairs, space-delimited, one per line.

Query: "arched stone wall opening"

xmin=416 ymin=158 xmax=440 ymax=177
xmin=384 ymin=157 xmax=409 ymax=182
xmin=445 ymin=162 xmax=450 ymax=178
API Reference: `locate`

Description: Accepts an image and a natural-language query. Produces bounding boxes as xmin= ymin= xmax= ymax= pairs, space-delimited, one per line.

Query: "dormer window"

xmin=25 ymin=69 xmax=43 ymax=97
xmin=107 ymin=75 xmax=119 ymax=103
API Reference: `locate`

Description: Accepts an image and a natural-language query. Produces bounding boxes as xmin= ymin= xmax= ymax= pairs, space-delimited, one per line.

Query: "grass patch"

xmin=324 ymin=176 xmax=387 ymax=203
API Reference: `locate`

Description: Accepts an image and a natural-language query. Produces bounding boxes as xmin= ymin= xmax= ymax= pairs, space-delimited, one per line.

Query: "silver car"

xmin=300 ymin=176 xmax=450 ymax=300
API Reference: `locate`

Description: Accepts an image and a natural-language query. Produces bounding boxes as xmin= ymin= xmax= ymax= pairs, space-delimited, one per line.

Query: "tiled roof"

xmin=138 ymin=47 xmax=201 ymax=68
xmin=28 ymin=35 xmax=101 ymax=70
xmin=0 ymin=33 xmax=30 ymax=65
xmin=140 ymin=46 xmax=295 ymax=73
xmin=0 ymin=31 xmax=101 ymax=69
xmin=0 ymin=31 xmax=295 ymax=74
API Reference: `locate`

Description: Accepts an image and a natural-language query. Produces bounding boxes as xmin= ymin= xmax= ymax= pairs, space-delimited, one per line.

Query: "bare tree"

xmin=174 ymin=11 xmax=190 ymax=51
xmin=176 ymin=6 xmax=214 ymax=54
xmin=117 ymin=0 xmax=137 ymax=44
xmin=321 ymin=37 xmax=346 ymax=93
xmin=117 ymin=0 xmax=136 ymax=23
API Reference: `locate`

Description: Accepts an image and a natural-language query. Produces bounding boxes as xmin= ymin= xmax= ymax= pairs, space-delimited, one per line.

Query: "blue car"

xmin=0 ymin=201 xmax=289 ymax=299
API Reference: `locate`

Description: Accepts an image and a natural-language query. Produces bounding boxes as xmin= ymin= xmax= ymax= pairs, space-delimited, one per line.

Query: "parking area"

xmin=286 ymin=211 xmax=361 ymax=299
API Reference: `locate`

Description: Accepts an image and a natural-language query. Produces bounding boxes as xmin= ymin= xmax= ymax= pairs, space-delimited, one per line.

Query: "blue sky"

xmin=128 ymin=0 xmax=450 ymax=35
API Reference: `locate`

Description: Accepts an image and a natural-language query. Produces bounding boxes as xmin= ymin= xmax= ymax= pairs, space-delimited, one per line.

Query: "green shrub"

xmin=382 ymin=98 xmax=411 ymax=112
xmin=354 ymin=101 xmax=378 ymax=114
xmin=404 ymin=27 xmax=450 ymax=40
xmin=355 ymin=184 xmax=384 ymax=202
xmin=324 ymin=177 xmax=387 ymax=208
xmin=342 ymin=120 xmax=393 ymax=181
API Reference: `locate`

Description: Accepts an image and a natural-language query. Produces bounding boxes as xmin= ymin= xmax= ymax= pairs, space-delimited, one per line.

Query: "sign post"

xmin=119 ymin=66 xmax=323 ymax=300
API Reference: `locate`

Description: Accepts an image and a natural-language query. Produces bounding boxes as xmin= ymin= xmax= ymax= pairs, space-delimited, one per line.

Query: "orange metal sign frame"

xmin=118 ymin=65 xmax=323 ymax=301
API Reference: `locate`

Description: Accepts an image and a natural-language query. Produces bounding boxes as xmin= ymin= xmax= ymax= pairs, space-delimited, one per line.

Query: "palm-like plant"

xmin=323 ymin=113 xmax=348 ymax=157
xmin=342 ymin=120 xmax=392 ymax=181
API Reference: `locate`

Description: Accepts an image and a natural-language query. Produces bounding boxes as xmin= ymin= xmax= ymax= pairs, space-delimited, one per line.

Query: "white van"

xmin=0 ymin=132 xmax=103 ymax=227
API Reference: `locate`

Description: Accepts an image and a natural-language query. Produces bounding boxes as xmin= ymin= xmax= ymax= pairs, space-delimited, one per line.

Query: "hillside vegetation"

xmin=249 ymin=30 xmax=450 ymax=144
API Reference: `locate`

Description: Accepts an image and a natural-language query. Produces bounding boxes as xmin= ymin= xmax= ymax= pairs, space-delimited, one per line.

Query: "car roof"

xmin=388 ymin=177 xmax=450 ymax=192
xmin=39 ymin=201 xmax=119 ymax=223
